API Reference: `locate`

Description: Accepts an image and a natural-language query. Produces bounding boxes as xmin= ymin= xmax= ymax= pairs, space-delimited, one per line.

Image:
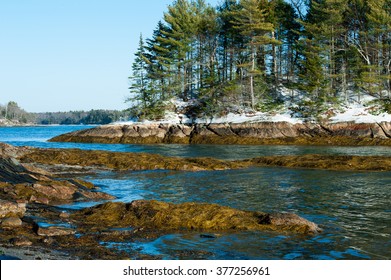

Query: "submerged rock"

xmin=72 ymin=200 xmax=321 ymax=235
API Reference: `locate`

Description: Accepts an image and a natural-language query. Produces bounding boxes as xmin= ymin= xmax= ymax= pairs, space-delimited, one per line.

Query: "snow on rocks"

xmin=118 ymin=88 xmax=390 ymax=126
xmin=329 ymin=104 xmax=391 ymax=124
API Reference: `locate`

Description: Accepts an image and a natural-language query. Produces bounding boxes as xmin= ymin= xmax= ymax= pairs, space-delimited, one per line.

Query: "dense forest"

xmin=0 ymin=101 xmax=128 ymax=125
xmin=128 ymin=0 xmax=391 ymax=120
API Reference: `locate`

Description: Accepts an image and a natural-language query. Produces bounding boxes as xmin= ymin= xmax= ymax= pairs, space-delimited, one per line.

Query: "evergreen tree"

xmin=274 ymin=0 xmax=301 ymax=85
xmin=146 ymin=21 xmax=174 ymax=101
xmin=195 ymin=1 xmax=220 ymax=97
xmin=231 ymin=0 xmax=278 ymax=109
xmin=125 ymin=0 xmax=391 ymax=120
xmin=218 ymin=0 xmax=244 ymax=83
xmin=128 ymin=34 xmax=156 ymax=119
xmin=161 ymin=0 xmax=199 ymax=101
xmin=366 ymin=0 xmax=391 ymax=98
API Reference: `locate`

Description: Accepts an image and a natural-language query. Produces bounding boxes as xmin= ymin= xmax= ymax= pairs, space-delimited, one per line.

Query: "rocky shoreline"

xmin=0 ymin=143 xmax=334 ymax=260
xmin=0 ymin=119 xmax=36 ymax=127
xmin=1 ymin=140 xmax=391 ymax=259
xmin=50 ymin=121 xmax=391 ymax=146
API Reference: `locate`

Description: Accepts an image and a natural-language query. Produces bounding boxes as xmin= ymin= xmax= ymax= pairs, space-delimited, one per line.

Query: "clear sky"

xmin=0 ymin=0 xmax=219 ymax=112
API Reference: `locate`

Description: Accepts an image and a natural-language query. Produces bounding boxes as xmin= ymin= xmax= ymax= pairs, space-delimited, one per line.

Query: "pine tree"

xmin=128 ymin=34 xmax=155 ymax=119
xmin=195 ymin=1 xmax=220 ymax=97
xmin=231 ymin=0 xmax=278 ymax=109
xmin=320 ymin=0 xmax=348 ymax=98
xmin=218 ymin=0 xmax=244 ymax=83
xmin=146 ymin=21 xmax=174 ymax=101
xmin=366 ymin=0 xmax=391 ymax=98
xmin=298 ymin=38 xmax=325 ymax=99
xmin=274 ymin=0 xmax=301 ymax=85
xmin=125 ymin=0 xmax=391 ymax=120
xmin=297 ymin=2 xmax=324 ymax=101
xmin=300 ymin=0 xmax=349 ymax=103
xmin=161 ymin=0 xmax=199 ymax=101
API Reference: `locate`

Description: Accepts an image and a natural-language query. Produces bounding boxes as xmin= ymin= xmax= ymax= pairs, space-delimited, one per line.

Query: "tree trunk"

xmin=272 ymin=31 xmax=278 ymax=90
xmin=342 ymin=58 xmax=348 ymax=103
xmin=250 ymin=48 xmax=255 ymax=109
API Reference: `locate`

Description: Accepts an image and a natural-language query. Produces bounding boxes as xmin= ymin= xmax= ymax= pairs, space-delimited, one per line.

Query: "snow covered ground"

xmin=329 ymin=105 xmax=391 ymax=123
xmin=115 ymin=87 xmax=391 ymax=125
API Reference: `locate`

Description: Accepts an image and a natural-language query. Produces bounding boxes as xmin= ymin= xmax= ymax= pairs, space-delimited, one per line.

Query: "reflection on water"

xmin=101 ymin=231 xmax=372 ymax=260
xmin=62 ymin=167 xmax=391 ymax=260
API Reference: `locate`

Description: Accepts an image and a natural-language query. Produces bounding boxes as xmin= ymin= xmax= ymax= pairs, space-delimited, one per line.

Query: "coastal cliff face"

xmin=50 ymin=121 xmax=391 ymax=146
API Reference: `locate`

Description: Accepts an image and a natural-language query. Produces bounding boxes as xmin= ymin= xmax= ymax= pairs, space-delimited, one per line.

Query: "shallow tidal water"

xmin=1 ymin=125 xmax=390 ymax=259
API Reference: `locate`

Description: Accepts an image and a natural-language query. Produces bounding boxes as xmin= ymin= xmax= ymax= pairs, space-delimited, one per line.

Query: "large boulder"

xmin=73 ymin=200 xmax=321 ymax=235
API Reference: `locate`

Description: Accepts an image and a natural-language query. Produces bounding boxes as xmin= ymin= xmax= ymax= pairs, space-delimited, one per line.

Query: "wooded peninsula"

xmin=128 ymin=0 xmax=391 ymax=120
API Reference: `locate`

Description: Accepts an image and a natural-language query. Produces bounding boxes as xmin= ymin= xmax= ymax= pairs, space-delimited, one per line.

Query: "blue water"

xmin=1 ymin=125 xmax=390 ymax=259
xmin=1 ymin=125 xmax=391 ymax=160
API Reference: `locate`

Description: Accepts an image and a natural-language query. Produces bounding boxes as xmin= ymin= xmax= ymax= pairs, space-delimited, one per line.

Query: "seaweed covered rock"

xmin=0 ymin=149 xmax=114 ymax=205
xmin=0 ymin=199 xmax=26 ymax=219
xmin=20 ymin=148 xmax=247 ymax=171
xmin=72 ymin=200 xmax=321 ymax=235
xmin=249 ymin=154 xmax=391 ymax=171
xmin=1 ymin=180 xmax=113 ymax=205
xmin=0 ymin=142 xmax=31 ymax=159
xmin=36 ymin=226 xmax=76 ymax=237
xmin=19 ymin=147 xmax=391 ymax=172
xmin=1 ymin=217 xmax=23 ymax=227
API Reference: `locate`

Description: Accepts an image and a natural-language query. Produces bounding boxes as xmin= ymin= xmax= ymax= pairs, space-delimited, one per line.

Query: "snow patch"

xmin=193 ymin=112 xmax=303 ymax=124
xmin=115 ymin=87 xmax=390 ymax=125
xmin=329 ymin=104 xmax=391 ymax=123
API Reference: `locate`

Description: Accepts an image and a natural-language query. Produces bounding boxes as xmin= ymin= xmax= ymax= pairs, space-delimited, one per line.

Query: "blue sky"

xmin=0 ymin=0 xmax=219 ymax=112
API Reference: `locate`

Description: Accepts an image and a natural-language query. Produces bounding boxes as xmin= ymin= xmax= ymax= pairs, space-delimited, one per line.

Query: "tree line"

xmin=128 ymin=0 xmax=391 ymax=120
xmin=0 ymin=101 xmax=128 ymax=125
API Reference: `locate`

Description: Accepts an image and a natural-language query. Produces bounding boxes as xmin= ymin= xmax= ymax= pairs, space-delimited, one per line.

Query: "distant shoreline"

xmin=0 ymin=119 xmax=36 ymax=127
xmin=0 ymin=122 xmax=97 ymax=128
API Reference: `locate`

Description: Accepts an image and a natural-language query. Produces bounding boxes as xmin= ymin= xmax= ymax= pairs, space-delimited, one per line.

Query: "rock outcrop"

xmin=0 ymin=144 xmax=114 ymax=205
xmin=20 ymin=148 xmax=248 ymax=172
xmin=0 ymin=199 xmax=26 ymax=219
xmin=72 ymin=200 xmax=321 ymax=234
xmin=249 ymin=154 xmax=391 ymax=171
xmin=50 ymin=121 xmax=391 ymax=146
xmin=19 ymin=147 xmax=391 ymax=172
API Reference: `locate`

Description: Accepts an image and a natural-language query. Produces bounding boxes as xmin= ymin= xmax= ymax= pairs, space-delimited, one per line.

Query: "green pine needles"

xmin=128 ymin=0 xmax=391 ymax=121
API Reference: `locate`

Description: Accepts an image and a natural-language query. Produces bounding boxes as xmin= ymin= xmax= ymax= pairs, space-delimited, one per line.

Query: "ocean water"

xmin=1 ymin=125 xmax=390 ymax=259
xmin=1 ymin=125 xmax=391 ymax=159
